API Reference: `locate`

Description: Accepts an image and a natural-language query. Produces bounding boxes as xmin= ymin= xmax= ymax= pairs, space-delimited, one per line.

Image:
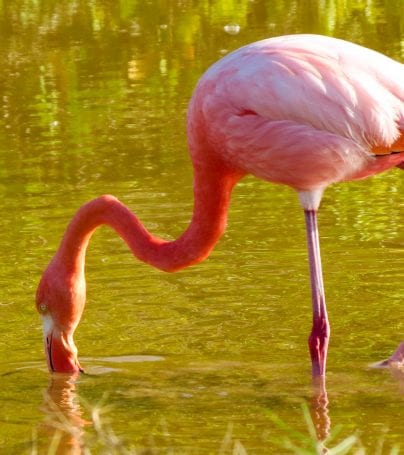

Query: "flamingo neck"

xmin=54 ymin=165 xmax=242 ymax=275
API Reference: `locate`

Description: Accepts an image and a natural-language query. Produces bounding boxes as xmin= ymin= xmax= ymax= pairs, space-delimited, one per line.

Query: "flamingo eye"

xmin=38 ymin=303 xmax=48 ymax=314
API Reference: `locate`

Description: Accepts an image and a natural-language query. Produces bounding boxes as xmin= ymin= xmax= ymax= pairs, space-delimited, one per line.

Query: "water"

xmin=0 ymin=1 xmax=403 ymax=453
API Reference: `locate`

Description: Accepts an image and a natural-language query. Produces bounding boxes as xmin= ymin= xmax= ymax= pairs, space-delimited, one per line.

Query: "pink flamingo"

xmin=36 ymin=34 xmax=404 ymax=382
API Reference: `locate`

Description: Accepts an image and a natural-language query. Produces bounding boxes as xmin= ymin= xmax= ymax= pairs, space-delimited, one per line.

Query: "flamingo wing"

xmin=220 ymin=113 xmax=368 ymax=190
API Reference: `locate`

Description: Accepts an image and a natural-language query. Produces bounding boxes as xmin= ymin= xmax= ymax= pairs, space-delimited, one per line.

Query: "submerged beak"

xmin=42 ymin=315 xmax=83 ymax=373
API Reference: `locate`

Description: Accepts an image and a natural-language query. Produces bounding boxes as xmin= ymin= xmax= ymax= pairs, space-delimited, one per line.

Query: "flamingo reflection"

xmin=310 ymin=386 xmax=331 ymax=442
xmin=39 ymin=373 xmax=87 ymax=454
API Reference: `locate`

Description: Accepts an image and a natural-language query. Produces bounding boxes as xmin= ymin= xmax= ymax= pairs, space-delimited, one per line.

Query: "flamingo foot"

xmin=371 ymin=342 xmax=404 ymax=368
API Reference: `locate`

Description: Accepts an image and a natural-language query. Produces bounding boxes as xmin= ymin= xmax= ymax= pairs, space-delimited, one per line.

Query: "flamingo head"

xmin=36 ymin=262 xmax=85 ymax=373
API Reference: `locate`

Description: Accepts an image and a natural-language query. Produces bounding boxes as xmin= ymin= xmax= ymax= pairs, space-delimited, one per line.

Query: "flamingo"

xmin=36 ymin=34 xmax=404 ymax=383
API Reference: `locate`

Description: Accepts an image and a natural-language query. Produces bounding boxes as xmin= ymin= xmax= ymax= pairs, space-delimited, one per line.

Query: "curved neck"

xmin=54 ymin=165 xmax=242 ymax=275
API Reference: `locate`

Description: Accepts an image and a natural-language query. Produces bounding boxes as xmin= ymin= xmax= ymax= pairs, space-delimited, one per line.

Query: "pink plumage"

xmin=188 ymin=34 xmax=404 ymax=200
xmin=36 ymin=35 xmax=403 ymax=385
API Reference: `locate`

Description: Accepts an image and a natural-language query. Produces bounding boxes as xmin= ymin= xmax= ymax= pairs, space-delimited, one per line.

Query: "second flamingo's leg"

xmin=304 ymin=209 xmax=330 ymax=383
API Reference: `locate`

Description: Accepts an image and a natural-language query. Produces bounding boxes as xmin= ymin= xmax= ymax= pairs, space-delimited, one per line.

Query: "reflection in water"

xmin=32 ymin=362 xmax=404 ymax=452
xmin=38 ymin=370 xmax=334 ymax=453
xmin=310 ymin=363 xmax=404 ymax=447
xmin=389 ymin=362 xmax=404 ymax=395
xmin=310 ymin=387 xmax=330 ymax=442
xmin=40 ymin=373 xmax=87 ymax=454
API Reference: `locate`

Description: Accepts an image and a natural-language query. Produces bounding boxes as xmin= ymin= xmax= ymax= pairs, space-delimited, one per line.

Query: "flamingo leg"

xmin=304 ymin=210 xmax=330 ymax=383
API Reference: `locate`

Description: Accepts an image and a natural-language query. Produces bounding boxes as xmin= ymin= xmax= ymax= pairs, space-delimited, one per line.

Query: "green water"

xmin=0 ymin=1 xmax=403 ymax=453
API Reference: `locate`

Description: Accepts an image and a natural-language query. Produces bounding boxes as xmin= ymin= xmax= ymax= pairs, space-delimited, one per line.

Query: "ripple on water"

xmin=79 ymin=355 xmax=166 ymax=375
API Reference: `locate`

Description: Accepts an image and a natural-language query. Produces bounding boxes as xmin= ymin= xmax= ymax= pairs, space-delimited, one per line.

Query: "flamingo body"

xmin=188 ymin=34 xmax=404 ymax=196
xmin=36 ymin=35 xmax=404 ymax=379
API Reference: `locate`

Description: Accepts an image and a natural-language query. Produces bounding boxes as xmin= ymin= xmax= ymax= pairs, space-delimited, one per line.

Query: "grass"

xmin=29 ymin=397 xmax=401 ymax=455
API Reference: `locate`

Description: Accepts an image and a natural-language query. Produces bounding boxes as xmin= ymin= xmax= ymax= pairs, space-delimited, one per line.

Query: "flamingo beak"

xmin=41 ymin=315 xmax=83 ymax=373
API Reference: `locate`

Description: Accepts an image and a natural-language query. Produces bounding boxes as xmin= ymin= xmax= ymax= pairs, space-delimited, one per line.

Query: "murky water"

xmin=0 ymin=1 xmax=403 ymax=453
